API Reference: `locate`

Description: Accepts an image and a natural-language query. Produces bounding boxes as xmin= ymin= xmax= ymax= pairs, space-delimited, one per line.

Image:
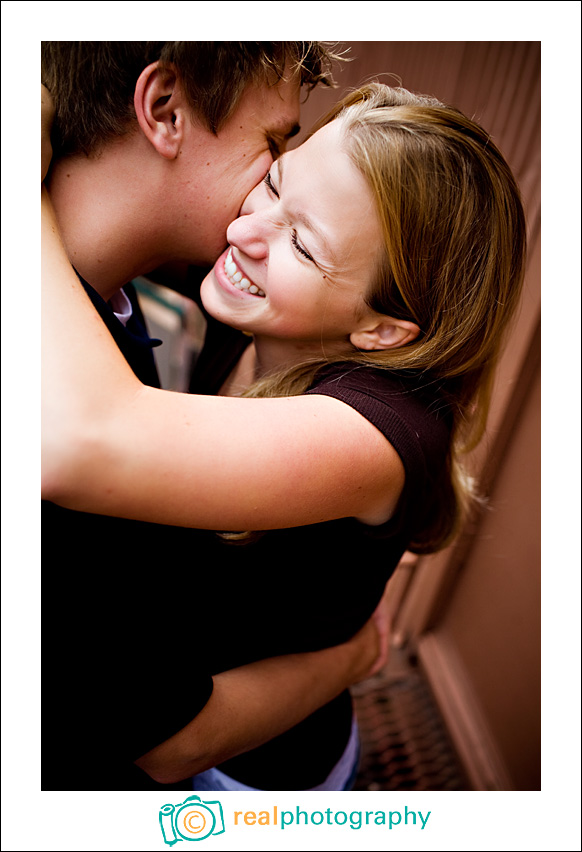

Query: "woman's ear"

xmin=134 ymin=62 xmax=186 ymax=160
xmin=350 ymin=317 xmax=420 ymax=351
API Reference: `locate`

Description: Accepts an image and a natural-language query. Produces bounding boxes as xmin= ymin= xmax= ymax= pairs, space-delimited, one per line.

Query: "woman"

xmin=42 ymin=84 xmax=526 ymax=790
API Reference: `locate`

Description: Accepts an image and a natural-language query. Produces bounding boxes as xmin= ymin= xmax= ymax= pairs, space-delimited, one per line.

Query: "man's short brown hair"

xmin=41 ymin=42 xmax=339 ymax=158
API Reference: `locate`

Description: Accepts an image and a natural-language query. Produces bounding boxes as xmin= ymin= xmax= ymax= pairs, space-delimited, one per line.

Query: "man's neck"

xmin=47 ymin=140 xmax=174 ymax=303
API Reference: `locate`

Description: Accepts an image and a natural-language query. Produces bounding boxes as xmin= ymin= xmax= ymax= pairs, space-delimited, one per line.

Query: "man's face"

xmin=173 ymin=74 xmax=301 ymax=266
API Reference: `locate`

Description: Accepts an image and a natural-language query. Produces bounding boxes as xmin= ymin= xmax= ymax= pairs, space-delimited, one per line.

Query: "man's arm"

xmin=135 ymin=615 xmax=381 ymax=784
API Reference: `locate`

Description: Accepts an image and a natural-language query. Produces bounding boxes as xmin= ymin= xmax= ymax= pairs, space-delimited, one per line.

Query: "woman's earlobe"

xmin=134 ymin=62 xmax=184 ymax=160
xmin=350 ymin=317 xmax=420 ymax=351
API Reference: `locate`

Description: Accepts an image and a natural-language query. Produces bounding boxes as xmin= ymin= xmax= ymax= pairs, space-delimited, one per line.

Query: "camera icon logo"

xmin=159 ymin=795 xmax=225 ymax=845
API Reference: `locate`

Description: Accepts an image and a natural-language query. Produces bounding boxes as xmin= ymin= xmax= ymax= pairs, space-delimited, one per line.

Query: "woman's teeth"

xmin=224 ymin=249 xmax=265 ymax=297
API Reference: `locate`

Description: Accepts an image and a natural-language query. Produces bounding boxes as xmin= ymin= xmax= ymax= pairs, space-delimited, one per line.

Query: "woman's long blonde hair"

xmin=235 ymin=84 xmax=527 ymax=552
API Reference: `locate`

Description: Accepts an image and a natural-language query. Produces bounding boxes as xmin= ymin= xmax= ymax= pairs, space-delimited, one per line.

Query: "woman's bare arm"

xmin=42 ymin=187 xmax=404 ymax=530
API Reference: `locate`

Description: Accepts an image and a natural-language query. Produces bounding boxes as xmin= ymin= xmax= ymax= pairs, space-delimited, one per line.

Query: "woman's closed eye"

xmin=263 ymin=171 xmax=279 ymax=198
xmin=291 ymin=232 xmax=314 ymax=262
xmin=263 ymin=172 xmax=315 ymax=264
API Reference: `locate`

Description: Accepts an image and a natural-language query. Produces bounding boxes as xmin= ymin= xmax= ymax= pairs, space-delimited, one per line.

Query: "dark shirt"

xmin=187 ymin=302 xmax=451 ymax=789
xmin=43 ymin=278 xmax=450 ymax=791
xmin=42 ymin=281 xmax=214 ymax=791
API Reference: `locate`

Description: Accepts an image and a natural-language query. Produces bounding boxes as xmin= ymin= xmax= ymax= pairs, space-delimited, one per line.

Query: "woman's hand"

xmin=41 ymin=84 xmax=54 ymax=182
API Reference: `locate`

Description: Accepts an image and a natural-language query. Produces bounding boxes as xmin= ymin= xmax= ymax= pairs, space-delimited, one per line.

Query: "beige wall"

xmin=438 ymin=362 xmax=541 ymax=790
xmin=417 ymin=345 xmax=540 ymax=790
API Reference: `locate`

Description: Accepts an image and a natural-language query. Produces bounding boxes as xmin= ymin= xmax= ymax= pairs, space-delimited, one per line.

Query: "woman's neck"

xmin=252 ymin=335 xmax=351 ymax=382
xmin=221 ymin=337 xmax=325 ymax=397
xmin=219 ymin=343 xmax=257 ymax=397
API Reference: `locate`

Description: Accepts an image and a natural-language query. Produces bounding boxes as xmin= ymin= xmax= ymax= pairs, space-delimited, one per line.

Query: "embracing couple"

xmin=41 ymin=42 xmax=526 ymax=792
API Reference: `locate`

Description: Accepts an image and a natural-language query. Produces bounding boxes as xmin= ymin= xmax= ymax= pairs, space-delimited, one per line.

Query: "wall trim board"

xmin=418 ymin=630 xmax=514 ymax=791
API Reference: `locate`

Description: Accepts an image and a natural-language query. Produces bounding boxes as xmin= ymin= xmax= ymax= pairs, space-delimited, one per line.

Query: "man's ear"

xmin=134 ymin=62 xmax=186 ymax=160
xmin=350 ymin=316 xmax=420 ymax=351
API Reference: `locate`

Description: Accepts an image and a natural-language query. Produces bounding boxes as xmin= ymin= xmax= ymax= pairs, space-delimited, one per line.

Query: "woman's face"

xmin=200 ymin=119 xmax=384 ymax=359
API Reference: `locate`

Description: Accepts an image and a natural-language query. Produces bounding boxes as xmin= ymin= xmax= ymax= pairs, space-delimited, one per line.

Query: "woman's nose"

xmin=226 ymin=209 xmax=270 ymax=259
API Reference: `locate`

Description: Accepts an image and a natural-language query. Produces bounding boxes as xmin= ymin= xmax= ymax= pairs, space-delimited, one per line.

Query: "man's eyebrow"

xmin=276 ymin=155 xmax=335 ymax=263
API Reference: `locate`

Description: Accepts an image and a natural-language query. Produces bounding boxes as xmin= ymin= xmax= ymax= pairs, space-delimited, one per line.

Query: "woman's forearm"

xmin=135 ymin=618 xmax=379 ymax=784
xmin=41 ymin=186 xmax=144 ymax=499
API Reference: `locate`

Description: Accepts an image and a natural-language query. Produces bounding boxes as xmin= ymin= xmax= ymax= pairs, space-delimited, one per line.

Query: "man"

xmin=41 ymin=43 xmax=385 ymax=791
xmin=42 ymin=42 xmax=315 ymax=302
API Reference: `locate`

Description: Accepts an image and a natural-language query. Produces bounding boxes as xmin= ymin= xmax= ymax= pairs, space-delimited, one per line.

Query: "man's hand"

xmin=367 ymin=581 xmax=393 ymax=676
xmin=41 ymin=84 xmax=54 ymax=182
xmin=350 ymin=580 xmax=394 ymax=682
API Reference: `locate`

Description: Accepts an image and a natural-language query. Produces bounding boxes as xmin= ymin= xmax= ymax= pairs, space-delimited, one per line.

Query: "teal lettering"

xmin=335 ymin=811 xmax=347 ymax=825
xmin=311 ymin=811 xmax=324 ymax=825
xmin=374 ymin=812 xmax=386 ymax=825
xmin=281 ymin=811 xmax=293 ymax=829
xmin=350 ymin=811 xmax=363 ymax=830
xmin=419 ymin=811 xmax=431 ymax=830
xmin=405 ymin=806 xmax=416 ymax=825
xmin=296 ymin=807 xmax=308 ymax=825
xmin=389 ymin=811 xmax=402 ymax=829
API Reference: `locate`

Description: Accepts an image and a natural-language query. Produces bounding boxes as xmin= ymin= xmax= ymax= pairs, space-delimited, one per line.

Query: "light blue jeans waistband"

xmin=192 ymin=716 xmax=360 ymax=792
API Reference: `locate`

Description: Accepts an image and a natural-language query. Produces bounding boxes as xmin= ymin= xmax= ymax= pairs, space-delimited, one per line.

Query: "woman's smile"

xmin=213 ymin=247 xmax=265 ymax=301
xmin=224 ymin=248 xmax=265 ymax=297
